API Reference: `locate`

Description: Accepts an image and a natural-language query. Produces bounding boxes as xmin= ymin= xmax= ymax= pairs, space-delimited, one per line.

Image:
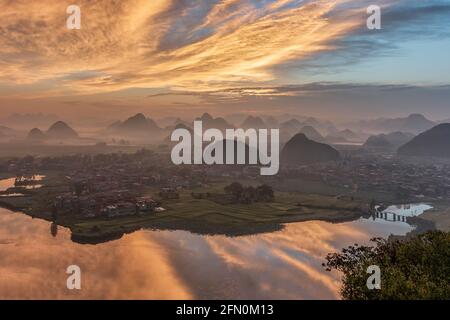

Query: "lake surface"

xmin=0 ymin=203 xmax=432 ymax=300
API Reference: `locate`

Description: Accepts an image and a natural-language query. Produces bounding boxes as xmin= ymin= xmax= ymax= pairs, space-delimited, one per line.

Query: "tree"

xmin=224 ymin=182 xmax=244 ymax=199
xmin=50 ymin=222 xmax=58 ymax=237
xmin=256 ymin=184 xmax=274 ymax=202
xmin=241 ymin=186 xmax=257 ymax=204
xmin=323 ymin=231 xmax=450 ymax=300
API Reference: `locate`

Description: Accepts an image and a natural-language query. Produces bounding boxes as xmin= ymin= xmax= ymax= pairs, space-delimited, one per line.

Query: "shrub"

xmin=323 ymin=231 xmax=450 ymax=300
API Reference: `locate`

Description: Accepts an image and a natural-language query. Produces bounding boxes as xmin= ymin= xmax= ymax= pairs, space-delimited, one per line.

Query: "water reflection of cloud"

xmin=0 ymin=208 xmax=192 ymax=299
xmin=154 ymin=220 xmax=412 ymax=299
xmin=0 ymin=178 xmax=15 ymax=191
xmin=0 ymin=208 xmax=413 ymax=300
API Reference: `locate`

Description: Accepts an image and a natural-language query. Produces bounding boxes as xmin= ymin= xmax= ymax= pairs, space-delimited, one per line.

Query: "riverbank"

xmin=2 ymin=170 xmax=447 ymax=245
xmin=420 ymin=202 xmax=450 ymax=232
xmin=73 ymin=191 xmax=368 ymax=242
xmin=0 ymin=181 xmax=369 ymax=244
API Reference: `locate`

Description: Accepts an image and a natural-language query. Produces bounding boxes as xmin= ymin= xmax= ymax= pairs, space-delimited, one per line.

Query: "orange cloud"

xmin=0 ymin=0 xmax=380 ymax=97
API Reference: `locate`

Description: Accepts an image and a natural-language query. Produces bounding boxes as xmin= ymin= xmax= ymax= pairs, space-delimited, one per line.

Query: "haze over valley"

xmin=0 ymin=0 xmax=449 ymax=301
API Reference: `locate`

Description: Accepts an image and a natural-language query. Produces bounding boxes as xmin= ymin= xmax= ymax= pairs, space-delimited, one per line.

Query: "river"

xmin=0 ymin=203 xmax=432 ymax=299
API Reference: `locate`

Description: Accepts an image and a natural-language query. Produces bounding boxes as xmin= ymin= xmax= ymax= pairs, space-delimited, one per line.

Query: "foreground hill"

xmin=398 ymin=124 xmax=450 ymax=157
xmin=281 ymin=133 xmax=341 ymax=165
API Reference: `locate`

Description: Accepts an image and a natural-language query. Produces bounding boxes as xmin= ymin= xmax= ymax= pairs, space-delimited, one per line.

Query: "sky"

xmin=0 ymin=0 xmax=449 ymax=121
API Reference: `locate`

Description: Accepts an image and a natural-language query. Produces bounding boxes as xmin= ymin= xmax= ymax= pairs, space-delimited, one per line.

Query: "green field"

xmin=67 ymin=190 xmax=368 ymax=243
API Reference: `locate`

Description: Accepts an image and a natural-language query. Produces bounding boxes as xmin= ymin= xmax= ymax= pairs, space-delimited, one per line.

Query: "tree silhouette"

xmin=323 ymin=231 xmax=450 ymax=300
xmin=50 ymin=222 xmax=58 ymax=238
xmin=224 ymin=182 xmax=244 ymax=199
xmin=256 ymin=184 xmax=274 ymax=202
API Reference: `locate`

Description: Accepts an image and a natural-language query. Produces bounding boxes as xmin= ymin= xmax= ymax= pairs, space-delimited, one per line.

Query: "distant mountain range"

xmin=171 ymin=118 xmax=192 ymax=129
xmin=280 ymin=119 xmax=302 ymax=132
xmin=398 ymin=123 xmax=450 ymax=158
xmin=299 ymin=126 xmax=327 ymax=143
xmin=196 ymin=113 xmax=234 ymax=131
xmin=109 ymin=113 xmax=160 ymax=134
xmin=46 ymin=121 xmax=79 ymax=139
xmin=27 ymin=121 xmax=79 ymax=141
xmin=241 ymin=116 xmax=266 ymax=129
xmin=10 ymin=112 xmax=444 ymax=151
xmin=27 ymin=128 xmax=47 ymax=140
xmin=277 ymin=118 xmax=360 ymax=144
xmin=326 ymin=129 xmax=365 ymax=143
xmin=364 ymin=131 xmax=415 ymax=150
xmin=281 ymin=133 xmax=341 ymax=165
xmin=348 ymin=114 xmax=435 ymax=135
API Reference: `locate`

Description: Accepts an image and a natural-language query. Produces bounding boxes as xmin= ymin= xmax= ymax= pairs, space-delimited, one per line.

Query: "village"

xmin=0 ymin=150 xmax=192 ymax=219
xmin=45 ymin=151 xmax=190 ymax=219
xmin=277 ymin=154 xmax=450 ymax=202
xmin=2 ymin=149 xmax=450 ymax=221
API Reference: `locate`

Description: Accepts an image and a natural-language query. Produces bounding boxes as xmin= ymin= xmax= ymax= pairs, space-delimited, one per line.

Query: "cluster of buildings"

xmin=6 ymin=147 xmax=450 ymax=214
xmin=54 ymin=191 xmax=162 ymax=218
xmin=1 ymin=151 xmax=208 ymax=219
xmin=280 ymin=155 xmax=450 ymax=201
xmin=39 ymin=153 xmax=184 ymax=218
